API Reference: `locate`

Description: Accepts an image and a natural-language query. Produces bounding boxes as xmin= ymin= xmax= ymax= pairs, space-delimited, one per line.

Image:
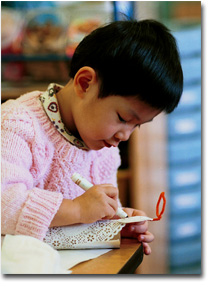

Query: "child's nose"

xmin=114 ymin=129 xmax=132 ymax=142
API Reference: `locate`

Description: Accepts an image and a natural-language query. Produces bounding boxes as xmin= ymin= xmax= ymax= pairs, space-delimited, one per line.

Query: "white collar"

xmin=40 ymin=83 xmax=89 ymax=151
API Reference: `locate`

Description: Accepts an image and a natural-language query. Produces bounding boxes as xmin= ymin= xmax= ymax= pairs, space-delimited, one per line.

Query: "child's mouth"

xmin=103 ymin=140 xmax=112 ymax=148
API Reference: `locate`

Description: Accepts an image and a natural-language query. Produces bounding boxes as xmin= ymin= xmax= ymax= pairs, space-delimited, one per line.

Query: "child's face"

xmin=73 ymin=93 xmax=161 ymax=150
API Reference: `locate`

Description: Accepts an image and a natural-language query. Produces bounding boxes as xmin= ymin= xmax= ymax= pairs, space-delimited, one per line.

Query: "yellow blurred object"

xmin=22 ymin=9 xmax=68 ymax=54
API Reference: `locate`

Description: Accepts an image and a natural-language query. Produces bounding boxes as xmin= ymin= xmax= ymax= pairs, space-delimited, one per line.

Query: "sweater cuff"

xmin=15 ymin=188 xmax=63 ymax=240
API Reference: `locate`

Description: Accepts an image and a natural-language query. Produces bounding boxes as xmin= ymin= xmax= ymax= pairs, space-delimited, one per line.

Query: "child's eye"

xmin=118 ymin=114 xmax=127 ymax=123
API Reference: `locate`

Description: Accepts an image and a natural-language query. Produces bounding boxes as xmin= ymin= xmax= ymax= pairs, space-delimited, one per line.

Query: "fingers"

xmin=138 ymin=232 xmax=154 ymax=256
xmin=123 ymin=208 xmax=147 ymax=217
xmin=77 ymin=184 xmax=119 ymax=223
xmin=95 ymin=184 xmax=119 ymax=218
xmin=121 ymin=222 xmax=148 ymax=239
xmin=142 ymin=242 xmax=152 ymax=256
xmin=94 ymin=184 xmax=119 ymax=219
xmin=123 ymin=226 xmax=154 ymax=244
xmin=125 ymin=221 xmax=149 ymax=234
xmin=98 ymin=184 xmax=119 ymax=199
xmin=102 ymin=198 xmax=118 ymax=219
xmin=121 ymin=227 xmax=154 ymax=255
xmin=137 ymin=231 xmax=154 ymax=243
xmin=119 ymin=208 xmax=154 ymax=256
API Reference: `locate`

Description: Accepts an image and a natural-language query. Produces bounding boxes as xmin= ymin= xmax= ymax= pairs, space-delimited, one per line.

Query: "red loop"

xmin=153 ymin=192 xmax=166 ymax=221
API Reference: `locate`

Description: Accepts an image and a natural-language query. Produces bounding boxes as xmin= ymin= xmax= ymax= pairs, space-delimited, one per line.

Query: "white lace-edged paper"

xmin=44 ymin=220 xmax=125 ymax=249
xmin=44 ymin=216 xmax=152 ymax=250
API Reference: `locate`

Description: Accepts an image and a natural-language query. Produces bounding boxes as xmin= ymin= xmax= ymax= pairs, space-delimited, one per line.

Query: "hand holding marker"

xmin=71 ymin=172 xmax=166 ymax=222
xmin=71 ymin=172 xmax=128 ymax=219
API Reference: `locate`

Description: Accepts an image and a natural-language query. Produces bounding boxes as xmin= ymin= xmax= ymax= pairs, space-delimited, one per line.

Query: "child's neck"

xmin=56 ymin=81 xmax=79 ymax=137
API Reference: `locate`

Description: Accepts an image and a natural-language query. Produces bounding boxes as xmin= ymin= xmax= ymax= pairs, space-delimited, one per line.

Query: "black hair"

xmin=69 ymin=20 xmax=183 ymax=113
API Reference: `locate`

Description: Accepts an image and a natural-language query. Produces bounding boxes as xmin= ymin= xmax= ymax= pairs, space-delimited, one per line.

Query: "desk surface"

xmin=71 ymin=238 xmax=144 ymax=274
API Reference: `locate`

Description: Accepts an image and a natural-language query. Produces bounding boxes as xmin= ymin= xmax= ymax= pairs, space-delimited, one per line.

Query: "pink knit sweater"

xmin=1 ymin=91 xmax=121 ymax=240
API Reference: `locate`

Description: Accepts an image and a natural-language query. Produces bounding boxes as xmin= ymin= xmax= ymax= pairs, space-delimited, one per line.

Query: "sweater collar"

xmin=40 ymin=83 xmax=89 ymax=151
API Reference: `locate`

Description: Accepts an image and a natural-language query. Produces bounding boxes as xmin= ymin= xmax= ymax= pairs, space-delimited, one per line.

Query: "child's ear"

xmin=73 ymin=67 xmax=98 ymax=98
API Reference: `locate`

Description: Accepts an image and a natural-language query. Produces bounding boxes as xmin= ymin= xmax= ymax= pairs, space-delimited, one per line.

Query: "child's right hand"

xmin=73 ymin=184 xmax=119 ymax=223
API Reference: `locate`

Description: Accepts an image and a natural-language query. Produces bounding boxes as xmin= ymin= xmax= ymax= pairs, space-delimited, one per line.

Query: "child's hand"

xmin=120 ymin=208 xmax=154 ymax=255
xmin=73 ymin=184 xmax=119 ymax=224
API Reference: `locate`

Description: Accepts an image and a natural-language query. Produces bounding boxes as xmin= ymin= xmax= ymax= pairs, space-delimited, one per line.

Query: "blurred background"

xmin=1 ymin=1 xmax=201 ymax=274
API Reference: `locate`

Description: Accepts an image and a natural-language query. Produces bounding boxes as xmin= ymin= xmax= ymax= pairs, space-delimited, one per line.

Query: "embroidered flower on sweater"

xmin=40 ymin=83 xmax=89 ymax=150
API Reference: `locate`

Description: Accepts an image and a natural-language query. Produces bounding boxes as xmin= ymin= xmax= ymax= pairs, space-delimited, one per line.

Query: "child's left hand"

xmin=120 ymin=208 xmax=154 ymax=255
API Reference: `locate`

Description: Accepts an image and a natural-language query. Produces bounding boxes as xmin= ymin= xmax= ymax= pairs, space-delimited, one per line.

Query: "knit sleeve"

xmin=92 ymin=147 xmax=122 ymax=206
xmin=1 ymin=103 xmax=63 ymax=240
xmin=91 ymin=147 xmax=122 ymax=205
xmin=97 ymin=147 xmax=121 ymax=186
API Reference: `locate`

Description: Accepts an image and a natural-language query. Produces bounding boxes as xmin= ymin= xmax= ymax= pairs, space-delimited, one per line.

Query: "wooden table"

xmin=71 ymin=238 xmax=144 ymax=274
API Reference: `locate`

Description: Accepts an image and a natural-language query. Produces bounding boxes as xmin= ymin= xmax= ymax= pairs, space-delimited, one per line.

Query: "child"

xmin=1 ymin=20 xmax=183 ymax=255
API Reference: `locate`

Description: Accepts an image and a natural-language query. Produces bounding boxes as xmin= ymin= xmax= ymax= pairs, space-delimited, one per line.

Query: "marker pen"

xmin=71 ymin=172 xmax=128 ymax=219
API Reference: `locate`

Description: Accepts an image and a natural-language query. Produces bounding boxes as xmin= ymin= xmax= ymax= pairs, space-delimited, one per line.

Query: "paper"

xmin=118 ymin=216 xmax=153 ymax=224
xmin=58 ymin=249 xmax=111 ymax=271
xmin=43 ymin=216 xmax=153 ymax=250
xmin=1 ymin=215 xmax=156 ymax=274
xmin=1 ymin=234 xmax=112 ymax=274
xmin=44 ymin=220 xmax=124 ymax=250
xmin=1 ymin=234 xmax=70 ymax=274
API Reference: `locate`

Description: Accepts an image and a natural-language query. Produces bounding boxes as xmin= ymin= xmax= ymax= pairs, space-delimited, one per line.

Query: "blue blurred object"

xmin=173 ymin=27 xmax=201 ymax=58
xmin=169 ymin=239 xmax=201 ymax=273
xmin=167 ymin=26 xmax=201 ymax=275
xmin=168 ymin=110 xmax=201 ymax=139
xmin=1 ymin=1 xmax=56 ymax=10
xmin=113 ymin=1 xmax=135 ymax=20
xmin=170 ymin=187 xmax=201 ymax=215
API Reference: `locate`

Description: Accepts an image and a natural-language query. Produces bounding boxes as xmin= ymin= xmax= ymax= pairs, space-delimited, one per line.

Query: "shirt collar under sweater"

xmin=40 ymin=83 xmax=89 ymax=151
